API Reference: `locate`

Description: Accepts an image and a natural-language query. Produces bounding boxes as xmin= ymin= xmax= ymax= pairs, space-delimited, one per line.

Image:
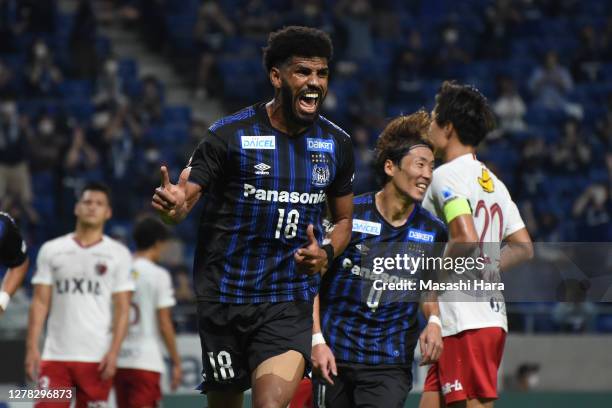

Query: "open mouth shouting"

xmin=297 ymin=89 xmax=321 ymax=116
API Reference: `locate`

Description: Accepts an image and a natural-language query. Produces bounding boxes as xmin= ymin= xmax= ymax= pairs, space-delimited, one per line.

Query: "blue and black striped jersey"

xmin=320 ymin=193 xmax=447 ymax=365
xmin=188 ymin=103 xmax=354 ymax=303
xmin=0 ymin=212 xmax=27 ymax=268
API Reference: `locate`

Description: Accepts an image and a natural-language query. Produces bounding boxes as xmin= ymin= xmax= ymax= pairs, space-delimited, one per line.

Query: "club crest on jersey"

xmin=353 ymin=219 xmax=381 ymax=235
xmin=478 ymin=168 xmax=495 ymax=193
xmin=307 ymin=138 xmax=334 ymax=153
xmin=254 ymin=162 xmax=271 ymax=175
xmin=312 ymin=163 xmax=330 ymax=187
xmin=407 ymin=228 xmax=435 ymax=243
xmin=241 ymin=135 xmax=276 ymax=149
xmin=95 ymin=261 xmax=108 ymax=275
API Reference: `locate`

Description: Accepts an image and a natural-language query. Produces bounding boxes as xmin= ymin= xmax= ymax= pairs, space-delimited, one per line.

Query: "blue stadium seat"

xmin=533 ymin=315 xmax=559 ymax=333
xmin=164 ymin=106 xmax=192 ymax=124
xmin=96 ymin=36 xmax=112 ymax=59
xmin=165 ymin=15 xmax=197 ymax=51
xmin=118 ymin=59 xmax=138 ymax=82
xmin=33 ymin=196 xmax=56 ymax=219
xmin=31 ymin=171 xmax=56 ymax=196
xmin=596 ymin=314 xmax=612 ymax=333
xmin=146 ymin=124 xmax=189 ymax=145
xmin=64 ymin=98 xmax=94 ymax=121
xmin=58 ymin=80 xmax=93 ymax=99
xmin=123 ymin=80 xmax=142 ymax=99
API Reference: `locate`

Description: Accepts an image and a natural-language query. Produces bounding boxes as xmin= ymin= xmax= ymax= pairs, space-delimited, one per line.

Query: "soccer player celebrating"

xmin=25 ymin=182 xmax=133 ymax=408
xmin=114 ymin=216 xmax=181 ymax=408
xmin=152 ymin=26 xmax=354 ymax=408
xmin=0 ymin=211 xmax=29 ymax=315
xmin=311 ymin=111 xmax=446 ymax=408
xmin=419 ymin=82 xmax=534 ymax=408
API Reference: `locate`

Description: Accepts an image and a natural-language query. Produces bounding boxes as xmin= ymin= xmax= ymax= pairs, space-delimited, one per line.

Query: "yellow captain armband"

xmin=442 ymin=198 xmax=472 ymax=223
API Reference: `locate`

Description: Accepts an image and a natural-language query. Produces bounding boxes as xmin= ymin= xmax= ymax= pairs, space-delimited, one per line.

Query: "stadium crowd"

xmin=0 ymin=0 xmax=611 ymax=333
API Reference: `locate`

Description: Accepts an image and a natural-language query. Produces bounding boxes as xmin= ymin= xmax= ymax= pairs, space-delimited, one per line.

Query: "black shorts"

xmin=312 ymin=363 xmax=413 ymax=408
xmin=197 ymin=301 xmax=313 ymax=393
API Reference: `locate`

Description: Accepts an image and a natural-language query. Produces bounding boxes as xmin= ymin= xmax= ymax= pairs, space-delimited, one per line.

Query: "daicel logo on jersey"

xmin=352 ymin=219 xmax=382 ymax=235
xmin=407 ymin=228 xmax=435 ymax=243
xmin=306 ymin=138 xmax=334 ymax=153
xmin=241 ymin=135 xmax=276 ymax=149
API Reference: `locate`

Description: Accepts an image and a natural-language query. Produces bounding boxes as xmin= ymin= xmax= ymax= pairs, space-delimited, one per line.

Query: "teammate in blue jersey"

xmin=311 ymin=111 xmax=447 ymax=408
xmin=152 ymin=27 xmax=354 ymax=408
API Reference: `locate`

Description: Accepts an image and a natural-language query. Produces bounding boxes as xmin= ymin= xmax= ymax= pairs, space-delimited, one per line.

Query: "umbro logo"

xmin=254 ymin=162 xmax=271 ymax=175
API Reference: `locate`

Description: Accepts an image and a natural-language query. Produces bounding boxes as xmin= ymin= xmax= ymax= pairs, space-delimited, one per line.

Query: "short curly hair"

xmin=434 ymin=81 xmax=496 ymax=147
xmin=262 ymin=26 xmax=333 ymax=72
xmin=133 ymin=215 xmax=170 ymax=250
xmin=374 ymin=110 xmax=432 ymax=186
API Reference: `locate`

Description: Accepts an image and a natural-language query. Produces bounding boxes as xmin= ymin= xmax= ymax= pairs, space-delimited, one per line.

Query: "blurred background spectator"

xmin=511 ymin=363 xmax=541 ymax=392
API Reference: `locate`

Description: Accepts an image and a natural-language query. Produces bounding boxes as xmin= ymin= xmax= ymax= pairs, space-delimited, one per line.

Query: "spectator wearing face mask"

xmin=433 ymin=22 xmax=472 ymax=77
xmin=26 ymin=39 xmax=63 ymax=97
xmin=0 ymin=99 xmax=37 ymax=222
xmin=27 ymin=113 xmax=67 ymax=175
xmin=95 ymin=57 xmax=126 ymax=106
xmin=572 ymin=183 xmax=611 ymax=242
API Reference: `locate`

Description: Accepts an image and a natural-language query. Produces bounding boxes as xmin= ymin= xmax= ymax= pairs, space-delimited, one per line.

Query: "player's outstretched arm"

xmin=311 ymin=294 xmax=337 ymax=385
xmin=500 ymin=228 xmax=534 ymax=272
xmin=158 ymin=307 xmax=182 ymax=391
xmin=99 ymin=290 xmax=131 ymax=380
xmin=419 ymin=293 xmax=443 ymax=366
xmin=25 ymin=284 xmax=51 ymax=381
xmin=152 ymin=166 xmax=202 ymax=225
xmin=0 ymin=257 xmax=29 ymax=315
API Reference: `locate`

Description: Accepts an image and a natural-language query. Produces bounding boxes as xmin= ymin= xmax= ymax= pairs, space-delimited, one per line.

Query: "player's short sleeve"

xmin=156 ymin=269 xmax=176 ymax=309
xmin=0 ymin=214 xmax=27 ymax=268
xmin=31 ymin=242 xmax=52 ymax=285
xmin=188 ymin=129 xmax=229 ymax=190
xmin=426 ymin=167 xmax=472 ymax=223
xmin=503 ymin=200 xmax=526 ymax=239
xmin=113 ymin=246 xmax=135 ymax=293
xmin=326 ymin=134 xmax=354 ymax=197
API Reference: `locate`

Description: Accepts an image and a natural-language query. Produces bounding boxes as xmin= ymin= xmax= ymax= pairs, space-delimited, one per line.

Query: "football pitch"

xmin=162 ymin=392 xmax=612 ymax=408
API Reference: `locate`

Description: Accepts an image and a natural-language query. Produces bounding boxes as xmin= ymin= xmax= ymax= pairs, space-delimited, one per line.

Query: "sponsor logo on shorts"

xmin=87 ymin=401 xmax=108 ymax=408
xmin=352 ymin=219 xmax=382 ymax=235
xmin=442 ymin=379 xmax=463 ymax=395
xmin=306 ymin=138 xmax=334 ymax=153
xmin=241 ymin=135 xmax=276 ymax=149
xmin=407 ymin=228 xmax=435 ymax=243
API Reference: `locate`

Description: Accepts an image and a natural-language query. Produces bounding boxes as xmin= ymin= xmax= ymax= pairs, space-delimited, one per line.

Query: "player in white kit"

xmin=25 ymin=182 xmax=133 ymax=408
xmin=115 ymin=216 xmax=182 ymax=408
xmin=419 ymin=82 xmax=534 ymax=408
